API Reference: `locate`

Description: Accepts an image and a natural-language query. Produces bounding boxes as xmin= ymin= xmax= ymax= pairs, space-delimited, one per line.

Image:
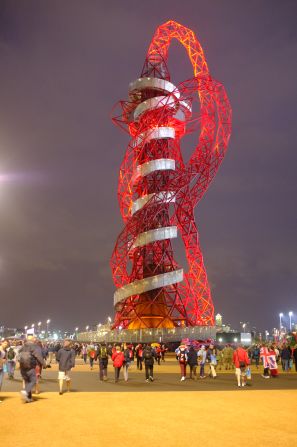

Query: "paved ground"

xmin=2 ymin=358 xmax=297 ymax=392
xmin=1 ymin=359 xmax=297 ymax=447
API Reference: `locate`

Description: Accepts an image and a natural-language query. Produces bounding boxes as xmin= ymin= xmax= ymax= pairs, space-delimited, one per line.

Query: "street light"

xmin=289 ymin=312 xmax=293 ymax=331
xmin=38 ymin=321 xmax=41 ymax=333
xmin=24 ymin=325 xmax=28 ymax=333
xmin=279 ymin=313 xmax=283 ymax=331
xmin=86 ymin=325 xmax=89 ymax=331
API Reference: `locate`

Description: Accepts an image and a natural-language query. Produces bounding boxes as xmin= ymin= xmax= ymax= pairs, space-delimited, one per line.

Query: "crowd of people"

xmin=0 ymin=336 xmax=296 ymax=403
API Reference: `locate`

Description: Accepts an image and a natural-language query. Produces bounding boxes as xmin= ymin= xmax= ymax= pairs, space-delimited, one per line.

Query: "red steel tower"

xmin=111 ymin=20 xmax=232 ymax=329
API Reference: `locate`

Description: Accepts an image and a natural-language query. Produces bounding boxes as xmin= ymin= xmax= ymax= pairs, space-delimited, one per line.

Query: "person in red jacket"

xmin=233 ymin=344 xmax=250 ymax=388
xmin=111 ymin=345 xmax=125 ymax=383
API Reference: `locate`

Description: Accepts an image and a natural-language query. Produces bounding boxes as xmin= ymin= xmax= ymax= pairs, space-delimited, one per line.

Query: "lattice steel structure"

xmin=111 ymin=20 xmax=232 ymax=329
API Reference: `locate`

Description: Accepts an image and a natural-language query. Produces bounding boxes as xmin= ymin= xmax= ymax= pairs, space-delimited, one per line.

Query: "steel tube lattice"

xmin=110 ymin=20 xmax=232 ymax=329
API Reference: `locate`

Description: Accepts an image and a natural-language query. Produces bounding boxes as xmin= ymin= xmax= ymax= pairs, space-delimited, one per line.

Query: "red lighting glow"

xmin=110 ymin=20 xmax=232 ymax=329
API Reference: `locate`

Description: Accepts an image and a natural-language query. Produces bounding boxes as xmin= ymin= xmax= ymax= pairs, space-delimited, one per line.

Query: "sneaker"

xmin=26 ymin=398 xmax=34 ymax=403
xmin=180 ymin=376 xmax=186 ymax=381
xmin=59 ymin=392 xmax=63 ymax=395
xmin=145 ymin=379 xmax=149 ymax=382
xmin=20 ymin=390 xmax=28 ymax=401
xmin=149 ymin=376 xmax=154 ymax=382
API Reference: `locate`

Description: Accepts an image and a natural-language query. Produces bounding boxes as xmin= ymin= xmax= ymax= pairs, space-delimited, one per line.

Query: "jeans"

xmin=123 ymin=363 xmax=130 ymax=381
xmin=114 ymin=367 xmax=121 ymax=382
xmin=7 ymin=361 xmax=16 ymax=378
xmin=0 ymin=370 xmax=4 ymax=390
xmin=189 ymin=365 xmax=197 ymax=378
xmin=145 ymin=364 xmax=153 ymax=380
xmin=99 ymin=361 xmax=108 ymax=380
xmin=281 ymin=359 xmax=289 ymax=371
xmin=200 ymin=364 xmax=205 ymax=377
xmin=20 ymin=368 xmax=37 ymax=399
xmin=137 ymin=357 xmax=143 ymax=370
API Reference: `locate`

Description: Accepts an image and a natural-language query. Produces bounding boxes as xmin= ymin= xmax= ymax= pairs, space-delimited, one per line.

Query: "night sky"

xmin=0 ymin=0 xmax=296 ymax=332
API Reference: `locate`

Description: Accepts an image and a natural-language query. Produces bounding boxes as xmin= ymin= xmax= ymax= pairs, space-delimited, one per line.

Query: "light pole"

xmin=75 ymin=327 xmax=79 ymax=339
xmin=289 ymin=312 xmax=293 ymax=331
xmin=38 ymin=321 xmax=41 ymax=335
xmin=86 ymin=325 xmax=89 ymax=332
xmin=46 ymin=319 xmax=51 ymax=338
xmin=24 ymin=325 xmax=28 ymax=335
xmin=279 ymin=313 xmax=283 ymax=331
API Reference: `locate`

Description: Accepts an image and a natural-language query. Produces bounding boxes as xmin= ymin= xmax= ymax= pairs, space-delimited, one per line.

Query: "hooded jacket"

xmin=56 ymin=347 xmax=75 ymax=372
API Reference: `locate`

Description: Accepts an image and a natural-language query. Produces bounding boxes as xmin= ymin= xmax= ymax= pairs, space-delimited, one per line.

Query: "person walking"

xmin=0 ymin=340 xmax=9 ymax=403
xmin=123 ymin=343 xmax=133 ymax=382
xmin=56 ymin=340 xmax=76 ymax=395
xmin=260 ymin=345 xmax=270 ymax=378
xmin=233 ymin=344 xmax=250 ymax=387
xmin=87 ymin=344 xmax=96 ymax=370
xmin=268 ymin=346 xmax=278 ymax=377
xmin=6 ymin=343 xmax=16 ymax=379
xmin=155 ymin=346 xmax=162 ymax=365
xmin=161 ymin=344 xmax=167 ymax=362
xmin=187 ymin=345 xmax=198 ymax=380
xmin=46 ymin=343 xmax=55 ymax=367
xmin=111 ymin=345 xmax=125 ymax=383
xmin=206 ymin=344 xmax=218 ymax=378
xmin=143 ymin=343 xmax=155 ymax=382
xmin=222 ymin=345 xmax=233 ymax=370
xmin=176 ymin=343 xmax=188 ymax=381
xmin=96 ymin=343 xmax=109 ymax=381
xmin=135 ymin=344 xmax=143 ymax=370
xmin=82 ymin=344 xmax=87 ymax=364
xmin=19 ymin=335 xmax=46 ymax=403
xmin=293 ymin=344 xmax=297 ymax=372
xmin=280 ymin=345 xmax=291 ymax=372
xmin=253 ymin=345 xmax=260 ymax=369
xmin=198 ymin=345 xmax=207 ymax=378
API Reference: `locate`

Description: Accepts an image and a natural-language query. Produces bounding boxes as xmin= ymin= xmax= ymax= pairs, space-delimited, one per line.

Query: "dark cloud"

xmin=0 ymin=0 xmax=296 ymax=331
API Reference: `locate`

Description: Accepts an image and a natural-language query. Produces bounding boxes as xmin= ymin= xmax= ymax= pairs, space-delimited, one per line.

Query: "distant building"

xmin=215 ymin=313 xmax=223 ymax=327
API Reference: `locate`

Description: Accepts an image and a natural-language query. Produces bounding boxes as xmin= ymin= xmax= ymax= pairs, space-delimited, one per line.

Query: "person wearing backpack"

xmin=96 ymin=343 xmax=109 ymax=381
xmin=19 ymin=335 xmax=46 ymax=403
xmin=111 ymin=345 xmax=125 ymax=382
xmin=143 ymin=343 xmax=155 ymax=382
